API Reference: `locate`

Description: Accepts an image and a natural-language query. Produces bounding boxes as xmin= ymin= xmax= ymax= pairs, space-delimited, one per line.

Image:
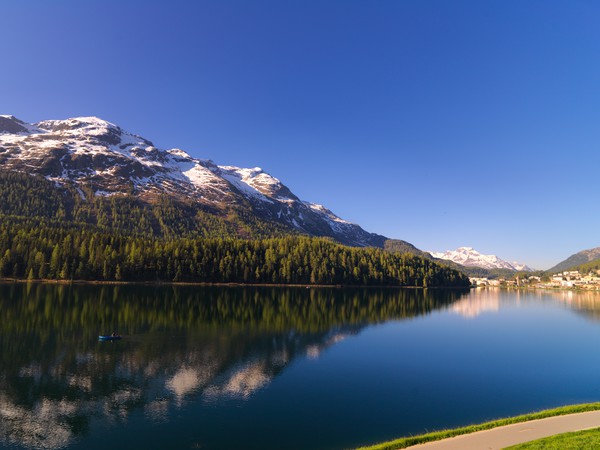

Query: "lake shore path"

xmin=406 ymin=410 xmax=600 ymax=449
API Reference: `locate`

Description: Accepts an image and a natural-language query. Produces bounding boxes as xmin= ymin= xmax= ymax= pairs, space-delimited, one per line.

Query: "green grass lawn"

xmin=505 ymin=427 xmax=600 ymax=449
xmin=355 ymin=403 xmax=600 ymax=450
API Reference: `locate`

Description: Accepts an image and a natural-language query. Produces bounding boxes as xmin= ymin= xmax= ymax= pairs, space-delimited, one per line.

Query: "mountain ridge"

xmin=547 ymin=247 xmax=600 ymax=273
xmin=0 ymin=115 xmax=385 ymax=247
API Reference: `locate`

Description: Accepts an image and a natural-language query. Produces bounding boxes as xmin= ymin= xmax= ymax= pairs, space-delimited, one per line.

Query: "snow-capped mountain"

xmin=0 ymin=115 xmax=385 ymax=247
xmin=429 ymin=247 xmax=534 ymax=271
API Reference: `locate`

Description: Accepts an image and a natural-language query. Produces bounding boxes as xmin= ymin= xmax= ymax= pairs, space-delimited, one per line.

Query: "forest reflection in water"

xmin=0 ymin=283 xmax=468 ymax=450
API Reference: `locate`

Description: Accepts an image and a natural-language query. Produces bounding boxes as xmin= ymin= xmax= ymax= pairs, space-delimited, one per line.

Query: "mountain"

xmin=429 ymin=247 xmax=534 ymax=272
xmin=383 ymin=242 xmax=520 ymax=278
xmin=383 ymin=239 xmax=432 ymax=259
xmin=0 ymin=115 xmax=385 ymax=247
xmin=547 ymin=247 xmax=600 ymax=273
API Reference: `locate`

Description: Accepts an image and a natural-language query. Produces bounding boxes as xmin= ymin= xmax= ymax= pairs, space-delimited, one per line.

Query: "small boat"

xmin=98 ymin=335 xmax=122 ymax=341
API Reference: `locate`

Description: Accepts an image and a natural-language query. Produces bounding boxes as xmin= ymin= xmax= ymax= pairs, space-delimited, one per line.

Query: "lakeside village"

xmin=470 ymin=270 xmax=600 ymax=290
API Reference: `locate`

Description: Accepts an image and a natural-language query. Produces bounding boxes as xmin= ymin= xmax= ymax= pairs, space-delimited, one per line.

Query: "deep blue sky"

xmin=3 ymin=0 xmax=600 ymax=269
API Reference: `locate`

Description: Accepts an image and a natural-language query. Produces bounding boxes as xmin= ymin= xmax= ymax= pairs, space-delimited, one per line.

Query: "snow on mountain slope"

xmin=0 ymin=115 xmax=43 ymax=134
xmin=0 ymin=115 xmax=386 ymax=247
xmin=218 ymin=166 xmax=298 ymax=203
xmin=429 ymin=247 xmax=534 ymax=271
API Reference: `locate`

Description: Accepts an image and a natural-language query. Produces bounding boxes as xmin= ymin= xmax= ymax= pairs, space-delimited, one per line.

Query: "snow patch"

xmin=219 ymin=166 xmax=274 ymax=203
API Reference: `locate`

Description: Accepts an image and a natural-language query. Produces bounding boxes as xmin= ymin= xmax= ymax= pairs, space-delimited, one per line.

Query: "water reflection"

xmin=0 ymin=283 xmax=467 ymax=449
xmin=449 ymin=287 xmax=600 ymax=320
xmin=541 ymin=289 xmax=600 ymax=320
xmin=451 ymin=288 xmax=501 ymax=318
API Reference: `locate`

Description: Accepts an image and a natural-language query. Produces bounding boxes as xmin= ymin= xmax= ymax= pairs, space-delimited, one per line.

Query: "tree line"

xmin=0 ymin=218 xmax=469 ymax=287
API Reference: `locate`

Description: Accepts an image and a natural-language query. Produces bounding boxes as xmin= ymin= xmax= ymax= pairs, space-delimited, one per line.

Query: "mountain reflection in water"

xmin=0 ymin=283 xmax=468 ymax=450
xmin=450 ymin=288 xmax=501 ymax=318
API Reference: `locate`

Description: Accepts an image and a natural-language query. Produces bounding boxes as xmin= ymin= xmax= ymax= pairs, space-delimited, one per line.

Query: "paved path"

xmin=407 ymin=410 xmax=600 ymax=449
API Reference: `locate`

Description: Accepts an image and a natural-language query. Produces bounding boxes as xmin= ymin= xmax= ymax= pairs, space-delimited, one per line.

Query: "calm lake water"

xmin=3 ymin=284 xmax=600 ymax=449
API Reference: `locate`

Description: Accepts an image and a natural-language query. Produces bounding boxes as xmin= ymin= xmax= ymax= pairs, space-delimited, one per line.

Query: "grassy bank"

xmin=505 ymin=427 xmax=600 ymax=449
xmin=356 ymin=403 xmax=600 ymax=450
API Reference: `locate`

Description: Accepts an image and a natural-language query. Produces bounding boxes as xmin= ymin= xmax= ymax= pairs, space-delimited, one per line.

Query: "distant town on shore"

xmin=471 ymin=270 xmax=600 ymax=290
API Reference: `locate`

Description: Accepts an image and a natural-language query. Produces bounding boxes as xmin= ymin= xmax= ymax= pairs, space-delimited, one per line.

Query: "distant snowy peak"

xmin=510 ymin=262 xmax=534 ymax=272
xmin=0 ymin=115 xmax=386 ymax=247
xmin=429 ymin=247 xmax=534 ymax=271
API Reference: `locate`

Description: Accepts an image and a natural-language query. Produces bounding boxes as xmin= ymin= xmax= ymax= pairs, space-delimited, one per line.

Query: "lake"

xmin=2 ymin=284 xmax=600 ymax=449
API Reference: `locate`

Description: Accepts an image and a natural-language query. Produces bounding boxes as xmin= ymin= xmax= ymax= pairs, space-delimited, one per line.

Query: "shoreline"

xmin=11 ymin=278 xmax=600 ymax=292
xmin=477 ymin=285 xmax=600 ymax=293
xmin=10 ymin=278 xmax=600 ymax=293
xmin=0 ymin=277 xmax=470 ymax=290
xmin=355 ymin=403 xmax=600 ymax=450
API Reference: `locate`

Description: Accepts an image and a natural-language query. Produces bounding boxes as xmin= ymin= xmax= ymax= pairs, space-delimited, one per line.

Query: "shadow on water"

xmin=0 ymin=283 xmax=468 ymax=449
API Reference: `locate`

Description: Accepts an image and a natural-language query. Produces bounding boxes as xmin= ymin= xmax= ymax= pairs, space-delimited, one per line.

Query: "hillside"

xmin=548 ymin=247 xmax=600 ymax=273
xmin=0 ymin=171 xmax=291 ymax=240
xmin=383 ymin=239 xmax=432 ymax=258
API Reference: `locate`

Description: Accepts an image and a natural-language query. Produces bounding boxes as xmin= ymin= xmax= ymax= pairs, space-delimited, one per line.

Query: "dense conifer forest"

xmin=0 ymin=171 xmax=289 ymax=239
xmin=0 ymin=172 xmax=470 ymax=287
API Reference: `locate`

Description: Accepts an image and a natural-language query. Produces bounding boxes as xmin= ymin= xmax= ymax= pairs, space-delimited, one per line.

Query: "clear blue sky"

xmin=2 ymin=0 xmax=600 ymax=269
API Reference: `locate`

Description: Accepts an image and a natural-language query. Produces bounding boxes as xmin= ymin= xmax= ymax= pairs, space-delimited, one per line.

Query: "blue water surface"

xmin=2 ymin=284 xmax=600 ymax=449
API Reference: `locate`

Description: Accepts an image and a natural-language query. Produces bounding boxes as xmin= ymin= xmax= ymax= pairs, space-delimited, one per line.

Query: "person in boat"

xmin=111 ymin=331 xmax=119 ymax=337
